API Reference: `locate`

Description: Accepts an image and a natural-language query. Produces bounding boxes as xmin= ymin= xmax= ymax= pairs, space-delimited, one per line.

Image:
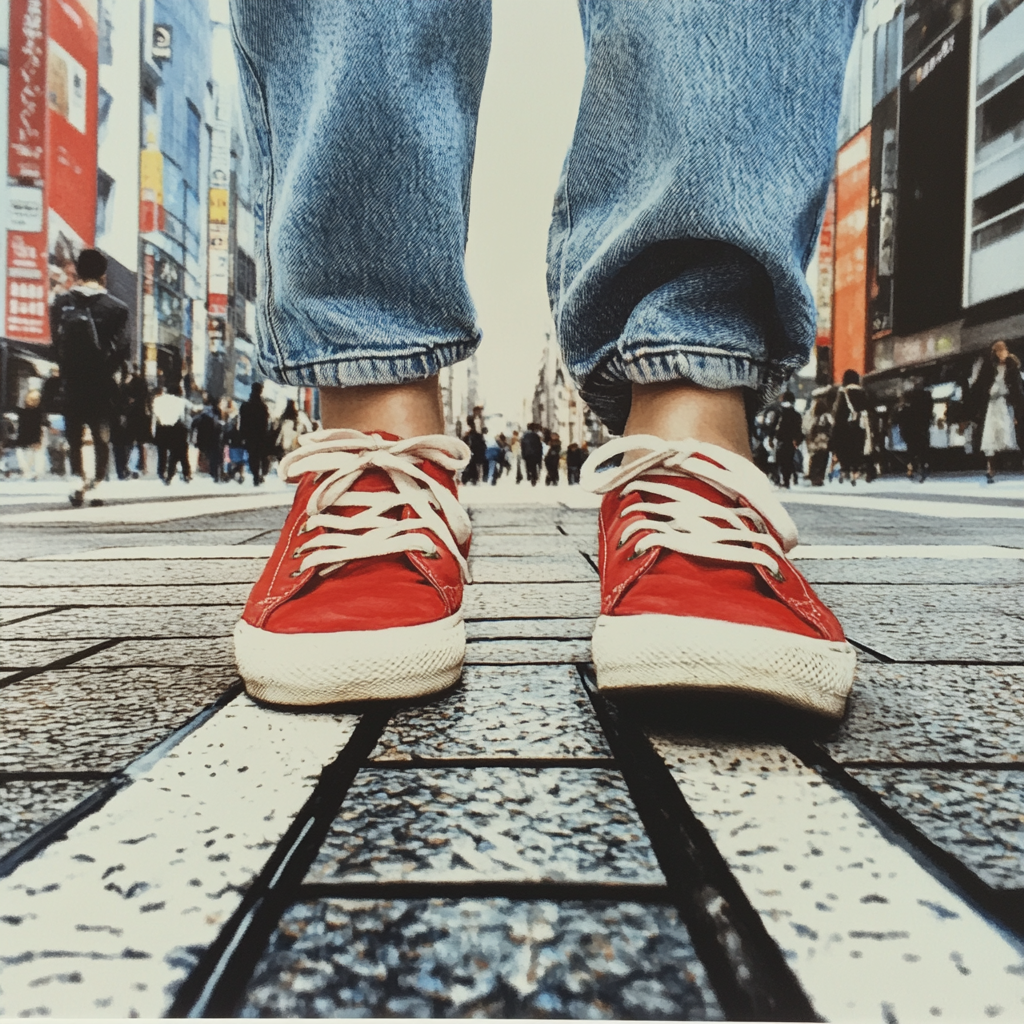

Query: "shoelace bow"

xmin=279 ymin=429 xmax=472 ymax=582
xmin=580 ymin=435 xmax=799 ymax=578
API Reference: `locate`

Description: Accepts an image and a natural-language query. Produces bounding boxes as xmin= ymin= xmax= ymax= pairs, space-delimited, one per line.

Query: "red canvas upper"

xmin=241 ymin=434 xmax=467 ymax=635
xmin=597 ymin=471 xmax=846 ymax=643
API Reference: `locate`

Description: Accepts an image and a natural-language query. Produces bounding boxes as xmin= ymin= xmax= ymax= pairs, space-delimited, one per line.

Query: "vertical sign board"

xmin=207 ymin=124 xmax=231 ymax=319
xmin=6 ymin=0 xmax=50 ymax=343
xmin=832 ymin=127 xmax=871 ymax=381
xmin=45 ymin=0 xmax=99 ymax=304
xmin=867 ymin=90 xmax=899 ymax=347
xmin=814 ymin=181 xmax=836 ymax=384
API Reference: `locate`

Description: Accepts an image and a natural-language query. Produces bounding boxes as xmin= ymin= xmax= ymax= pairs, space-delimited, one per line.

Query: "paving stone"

xmin=0 ymin=604 xmax=240 ymax=639
xmin=0 ymin=608 xmax=59 ymax=626
xmin=0 ymin=697 xmax=359 ymax=1018
xmin=370 ymin=665 xmax=610 ymax=762
xmin=468 ymin=555 xmax=596 ymax=583
xmin=0 ymin=778 xmax=101 ymax=858
xmin=0 ymin=584 xmax=251 ymax=608
xmin=470 ymin=534 xmax=580 ymax=557
xmin=470 ymin=524 xmax=564 ymax=535
xmin=465 ymin=638 xmax=592 ymax=664
xmin=827 ymin=664 xmax=1024 ymax=764
xmin=648 ymin=735 xmax=1024 ymax=1021
xmin=850 ymin=768 xmax=1024 ymax=890
xmin=0 ymin=560 xmax=263 ymax=586
xmin=307 ymin=767 xmax=661 ymax=885
xmin=240 ymin=898 xmax=721 ymax=1020
xmin=798 ymin=559 xmax=1024 ymax=586
xmin=73 ymin=637 xmax=237 ymax=667
xmin=0 ymin=529 xmax=263 ymax=560
xmin=468 ymin=509 xmax=561 ymax=526
xmin=0 ymin=639 xmax=101 ymax=670
xmin=816 ymin=584 xmax=1024 ymax=661
xmin=0 ymin=666 xmax=238 ymax=772
xmin=466 ymin=617 xmax=595 ymax=640
xmin=465 ymin=582 xmax=600 ymax=619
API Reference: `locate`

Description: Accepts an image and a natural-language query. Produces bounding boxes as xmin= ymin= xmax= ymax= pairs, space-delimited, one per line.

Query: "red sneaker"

xmin=582 ymin=436 xmax=855 ymax=718
xmin=235 ymin=429 xmax=471 ymax=705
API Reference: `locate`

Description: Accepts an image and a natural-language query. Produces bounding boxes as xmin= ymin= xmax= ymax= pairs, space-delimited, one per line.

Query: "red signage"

xmin=6 ymin=0 xmax=49 ymax=342
xmin=833 ymin=127 xmax=871 ymax=380
xmin=814 ymin=181 xmax=836 ymax=350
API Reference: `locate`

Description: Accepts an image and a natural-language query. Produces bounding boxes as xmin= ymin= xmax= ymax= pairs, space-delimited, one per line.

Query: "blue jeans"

xmin=231 ymin=0 xmax=860 ymax=433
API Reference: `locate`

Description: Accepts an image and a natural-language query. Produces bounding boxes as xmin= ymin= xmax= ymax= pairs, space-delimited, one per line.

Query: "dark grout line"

xmin=576 ymin=665 xmax=819 ymax=1022
xmin=0 ymin=607 xmax=67 ymax=630
xmin=0 ymin=638 xmax=125 ymax=690
xmin=0 ymin=684 xmax=242 ymax=882
xmin=295 ymin=881 xmax=673 ymax=903
xmin=0 ymin=770 xmax=114 ymax=783
xmin=846 ymin=637 xmax=897 ymax=663
xmin=831 ymin=759 xmax=1024 ymax=771
xmin=365 ymin=757 xmax=617 ymax=770
xmin=580 ymin=551 xmax=600 ymax=576
xmin=789 ymin=740 xmax=1024 ymax=943
xmin=170 ymin=707 xmax=395 ymax=1019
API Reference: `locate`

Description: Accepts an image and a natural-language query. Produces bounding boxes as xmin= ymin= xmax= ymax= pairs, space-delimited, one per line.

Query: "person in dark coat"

xmin=520 ymin=422 xmax=543 ymax=486
xmin=239 ymin=381 xmax=271 ymax=486
xmin=49 ymin=249 xmax=131 ymax=506
xmin=544 ymin=432 xmax=561 ymax=485
xmin=193 ymin=397 xmax=225 ymax=481
xmin=965 ymin=341 xmax=1024 ymax=483
xmin=830 ymin=369 xmax=871 ymax=485
xmin=897 ymin=386 xmax=932 ymax=482
xmin=772 ymin=391 xmax=803 ymax=489
xmin=461 ymin=418 xmax=488 ymax=484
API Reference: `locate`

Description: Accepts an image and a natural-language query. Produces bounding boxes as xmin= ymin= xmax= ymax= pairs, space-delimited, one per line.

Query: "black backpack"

xmin=54 ymin=295 xmax=106 ymax=378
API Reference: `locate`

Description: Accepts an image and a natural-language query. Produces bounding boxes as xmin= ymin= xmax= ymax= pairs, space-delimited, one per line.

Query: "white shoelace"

xmin=279 ymin=429 xmax=472 ymax=581
xmin=581 ymin=435 xmax=799 ymax=578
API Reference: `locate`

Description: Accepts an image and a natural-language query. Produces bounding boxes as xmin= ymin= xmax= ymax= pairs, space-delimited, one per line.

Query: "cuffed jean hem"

xmin=255 ymin=338 xmax=480 ymax=390
xmin=579 ymin=347 xmax=805 ymax=436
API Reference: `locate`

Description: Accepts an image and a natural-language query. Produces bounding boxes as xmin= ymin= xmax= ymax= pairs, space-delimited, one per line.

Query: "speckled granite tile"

xmin=0 ymin=639 xmax=98 ymax=669
xmin=649 ymin=735 xmax=1024 ymax=1022
xmin=465 ymin=638 xmax=592 ymax=664
xmin=0 ymin=779 xmax=101 ymax=858
xmin=850 ymin=768 xmax=1024 ymax=890
xmin=466 ymin=617 xmax=595 ymax=640
xmin=0 ymin=529 xmax=261 ymax=560
xmin=0 ymin=697 xmax=359 ymax=1018
xmin=72 ymin=637 xmax=236 ymax=667
xmin=799 ymin=559 xmax=1024 ymax=586
xmin=370 ymin=665 xmax=609 ymax=761
xmin=470 ymin=525 xmax=564 ymax=535
xmin=0 ymin=560 xmax=263 ymax=586
xmin=827 ymin=664 xmax=1024 ymax=764
xmin=307 ymin=767 xmax=661 ymax=885
xmin=0 ymin=604 xmax=241 ymax=639
xmin=468 ymin=509 xmax=560 ymax=526
xmin=0 ymin=666 xmax=238 ymax=772
xmin=465 ymin=582 xmax=599 ymax=619
xmin=240 ymin=898 xmax=721 ymax=1020
xmin=0 ymin=607 xmax=58 ymax=626
xmin=468 ymin=555 xmax=596 ymax=583
xmin=471 ymin=534 xmax=580 ymax=557
xmin=0 ymin=583 xmax=251 ymax=607
xmin=815 ymin=584 xmax=1024 ymax=661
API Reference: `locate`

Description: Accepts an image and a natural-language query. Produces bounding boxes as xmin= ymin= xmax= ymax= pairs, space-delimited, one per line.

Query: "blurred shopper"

xmin=275 ymin=399 xmax=307 ymax=457
xmin=773 ymin=391 xmax=803 ymax=489
xmin=566 ymin=442 xmax=586 ymax=484
xmin=224 ymin=402 xmax=248 ymax=483
xmin=152 ymin=382 xmax=192 ymax=484
xmin=510 ymin=429 xmax=523 ymax=483
xmin=461 ymin=418 xmax=487 ymax=484
xmin=831 ymin=369 xmax=871 ymax=485
xmin=802 ymin=395 xmax=833 ymax=487
xmin=193 ymin=397 xmax=225 ymax=481
xmin=121 ymin=364 xmax=151 ymax=477
xmin=15 ymin=390 xmax=46 ymax=480
xmin=521 ymin=423 xmax=543 ymax=486
xmin=544 ymin=432 xmax=562 ymax=485
xmin=967 ymin=341 xmax=1024 ymax=483
xmin=49 ymin=249 xmax=130 ymax=507
xmin=898 ymin=386 xmax=932 ymax=483
xmin=239 ymin=382 xmax=271 ymax=486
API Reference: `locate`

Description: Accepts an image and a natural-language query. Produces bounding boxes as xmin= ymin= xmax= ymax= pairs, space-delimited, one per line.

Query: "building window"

xmin=236 ymin=249 xmax=257 ymax=302
xmin=96 ymin=170 xmax=115 ymax=239
xmin=186 ymin=102 xmax=202 ymax=193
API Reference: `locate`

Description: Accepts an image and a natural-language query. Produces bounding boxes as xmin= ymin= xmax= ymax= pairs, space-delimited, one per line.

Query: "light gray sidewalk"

xmin=1 ymin=481 xmax=1023 ymax=1019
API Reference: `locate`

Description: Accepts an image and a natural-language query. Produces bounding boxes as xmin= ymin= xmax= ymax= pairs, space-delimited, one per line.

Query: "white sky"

xmin=465 ymin=0 xmax=586 ymax=421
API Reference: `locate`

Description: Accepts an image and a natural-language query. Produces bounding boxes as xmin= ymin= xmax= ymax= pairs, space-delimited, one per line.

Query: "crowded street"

xmin=1 ymin=471 xmax=1023 ymax=1019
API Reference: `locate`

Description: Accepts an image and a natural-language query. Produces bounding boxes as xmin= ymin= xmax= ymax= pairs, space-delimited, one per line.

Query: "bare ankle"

xmin=319 ymin=377 xmax=445 ymax=437
xmin=624 ymin=381 xmax=752 ymax=460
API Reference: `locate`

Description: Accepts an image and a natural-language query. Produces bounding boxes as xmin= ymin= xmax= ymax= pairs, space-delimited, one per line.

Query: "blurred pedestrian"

xmin=773 ymin=391 xmax=803 ymax=488
xmin=49 ymin=248 xmax=130 ymax=506
xmin=544 ymin=432 xmax=561 ymax=485
xmin=966 ymin=340 xmax=1023 ymax=484
xmin=193 ymin=396 xmax=225 ymax=481
xmin=239 ymin=382 xmax=270 ymax=486
xmin=152 ymin=382 xmax=192 ymax=484
xmin=831 ymin=369 xmax=871 ymax=485
xmin=275 ymin=398 xmax=307 ymax=457
xmin=521 ymin=422 xmax=542 ymax=486
xmin=15 ymin=390 xmax=46 ymax=480
xmin=224 ymin=401 xmax=248 ymax=483
xmin=121 ymin=363 xmax=151 ymax=477
xmin=461 ymin=417 xmax=487 ymax=484
xmin=509 ymin=430 xmax=522 ymax=483
xmin=897 ymin=386 xmax=932 ymax=483
xmin=802 ymin=395 xmax=833 ymax=487
xmin=566 ymin=442 xmax=584 ymax=484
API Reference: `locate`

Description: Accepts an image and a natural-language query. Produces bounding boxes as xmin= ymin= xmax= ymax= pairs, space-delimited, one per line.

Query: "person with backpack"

xmin=49 ymin=249 xmax=130 ymax=507
xmin=830 ymin=369 xmax=872 ymax=485
xmin=520 ymin=423 xmax=543 ymax=486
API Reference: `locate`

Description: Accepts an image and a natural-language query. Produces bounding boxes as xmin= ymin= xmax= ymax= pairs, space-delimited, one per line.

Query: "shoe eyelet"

xmin=767 ymin=566 xmax=786 ymax=583
xmin=289 ymin=569 xmax=303 ymax=578
xmin=616 ymin=538 xmax=625 ymax=549
xmin=291 ymin=549 xmax=302 ymax=559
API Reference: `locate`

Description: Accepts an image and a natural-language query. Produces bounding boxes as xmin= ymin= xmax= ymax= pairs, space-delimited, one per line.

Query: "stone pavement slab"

xmin=0 ymin=638 xmax=104 ymax=670
xmin=464 ymin=638 xmax=592 ymax=664
xmin=72 ymin=637 xmax=237 ymax=667
xmin=307 ymin=766 xmax=661 ymax=886
xmin=0 ymin=778 xmax=101 ymax=858
xmin=465 ymin=617 xmax=595 ymax=639
xmin=0 ymin=559 xmax=263 ymax=586
xmin=0 ymin=583 xmax=253 ymax=607
xmin=241 ymin=898 xmax=723 ymax=1019
xmin=0 ymin=604 xmax=241 ymax=639
xmin=468 ymin=554 xmax=596 ymax=582
xmin=0 ymin=529 xmax=264 ymax=559
xmin=369 ymin=664 xmax=610 ymax=762
xmin=798 ymin=558 xmax=1024 ymax=586
xmin=465 ymin=581 xmax=600 ymax=619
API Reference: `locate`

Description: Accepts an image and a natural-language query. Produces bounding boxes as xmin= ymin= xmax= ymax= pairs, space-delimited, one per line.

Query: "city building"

xmin=531 ymin=336 xmax=605 ymax=447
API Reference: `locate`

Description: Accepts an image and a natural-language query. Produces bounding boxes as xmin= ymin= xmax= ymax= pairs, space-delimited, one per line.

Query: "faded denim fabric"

xmin=231 ymin=0 xmax=860 ymax=432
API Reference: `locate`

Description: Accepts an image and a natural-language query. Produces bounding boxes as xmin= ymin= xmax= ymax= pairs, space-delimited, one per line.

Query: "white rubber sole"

xmin=591 ymin=613 xmax=856 ymax=718
xmin=234 ymin=612 xmax=465 ymax=706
